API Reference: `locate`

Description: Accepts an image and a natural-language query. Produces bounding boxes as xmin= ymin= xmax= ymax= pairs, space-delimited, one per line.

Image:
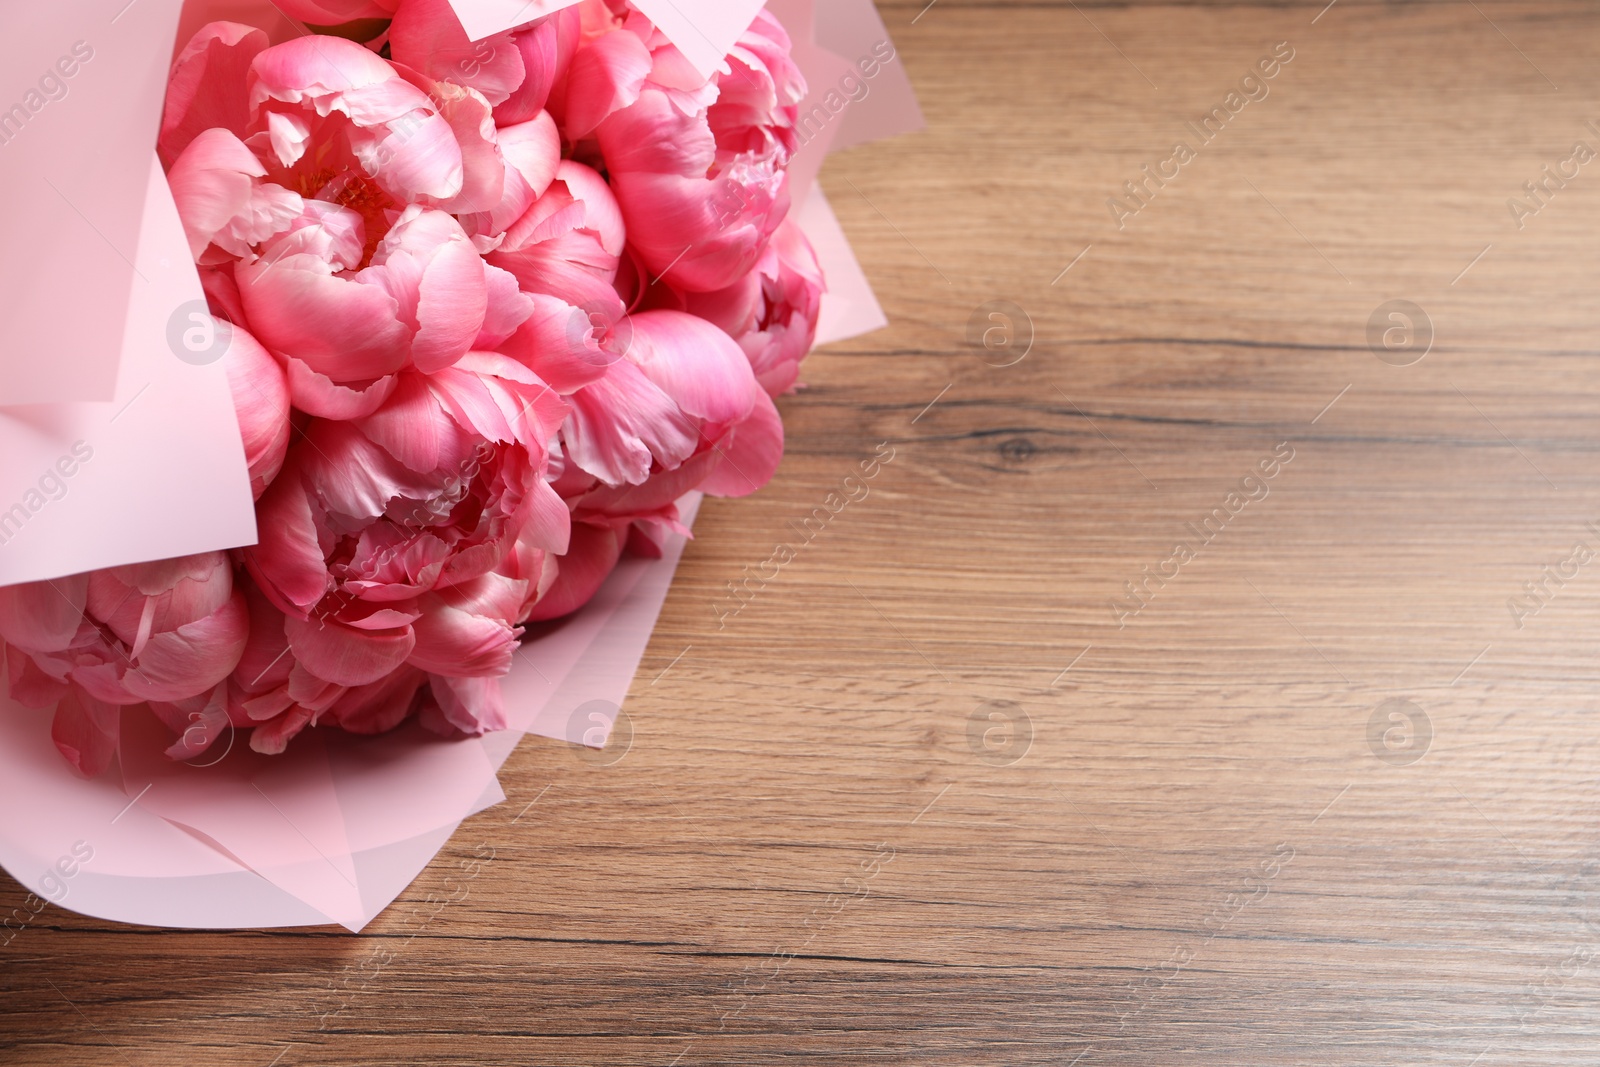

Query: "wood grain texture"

xmin=8 ymin=2 xmax=1600 ymax=1064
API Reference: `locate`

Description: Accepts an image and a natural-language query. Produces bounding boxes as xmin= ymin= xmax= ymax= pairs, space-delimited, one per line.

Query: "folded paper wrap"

xmin=0 ymin=0 xmax=921 ymax=930
xmin=446 ymin=0 xmax=768 ymax=77
xmin=0 ymin=0 xmax=188 ymax=405
xmin=0 ymin=154 xmax=258 ymax=587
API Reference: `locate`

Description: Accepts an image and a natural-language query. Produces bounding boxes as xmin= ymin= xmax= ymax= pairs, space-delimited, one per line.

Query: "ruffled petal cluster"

xmin=3 ymin=0 xmax=822 ymax=772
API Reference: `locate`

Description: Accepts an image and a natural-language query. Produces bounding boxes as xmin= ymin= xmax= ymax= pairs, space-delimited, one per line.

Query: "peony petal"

xmin=626 ymin=309 xmax=758 ymax=426
xmin=297 ymin=420 xmax=444 ymax=523
xmin=284 ymin=613 xmax=415 ymax=687
xmin=223 ymin=321 xmax=292 ymax=497
xmin=475 ymin=263 xmax=535 ymax=349
xmin=101 ymin=553 xmax=225 ymax=599
xmin=389 ymin=0 xmax=525 ymax=106
xmin=524 ymin=477 xmax=571 ymax=556
xmin=599 ymin=88 xmax=789 ymax=292
xmin=239 ymin=686 xmax=297 ymax=724
xmin=264 ymin=109 xmax=312 ymax=168
xmin=613 ymin=163 xmax=788 ymax=292
xmin=159 ymin=21 xmax=269 ymax=167
xmin=119 ymin=590 xmax=249 ymax=703
xmin=261 ymin=200 xmax=366 ymax=271
xmin=699 ymin=388 xmax=784 ymax=497
xmin=0 ymin=573 xmax=86 ymax=653
xmin=523 ymin=520 xmax=625 ymax=622
xmin=324 ymin=666 xmax=425 ymax=734
xmin=425 ymin=674 xmax=507 ymax=733
xmin=498 ymin=112 xmax=561 ymax=202
xmin=403 ymin=218 xmax=488 ymax=373
xmin=201 ymin=264 xmax=248 ymax=327
xmin=286 ymin=661 xmax=345 ymax=710
xmin=248 ymin=704 xmax=316 ymax=755
xmin=427 ymin=357 xmax=564 ymax=451
xmin=233 ymin=580 xmax=294 ymax=694
xmin=721 ymin=219 xmax=823 ymax=397
xmin=561 ymin=28 xmax=652 ymax=140
xmin=407 ymin=573 xmax=526 ymax=676
xmin=250 ymin=35 xmax=414 ymax=119
xmin=237 ymin=253 xmax=410 ymax=381
xmin=266 ymin=0 xmax=396 ymax=24
xmin=489 ymin=164 xmax=624 ymax=307
xmin=343 ymin=529 xmax=451 ymax=601
xmin=152 ymin=683 xmax=232 ymax=761
xmin=251 ymin=36 xmax=464 ymax=202
xmin=495 ymin=11 xmax=580 ymax=124
xmin=243 ymin=459 xmax=332 ymax=614
xmin=562 ymin=357 xmax=697 ymax=486
xmin=358 ymin=105 xmax=467 ymax=204
xmin=285 ymin=359 xmax=398 ymax=420
xmin=355 ymin=373 xmax=445 ymax=474
xmin=497 ymin=292 xmax=622 ymax=394
xmin=554 ymin=161 xmax=626 ymax=258
xmin=93 ymin=553 xmax=234 ymax=642
xmin=51 ymin=688 xmax=120 ymax=777
xmin=571 ymin=447 xmax=719 ymax=525
xmin=167 ymin=128 xmax=302 ymax=261
xmin=62 ymin=661 xmax=143 ymax=707
xmin=5 ymin=644 xmax=68 ymax=708
xmin=406 ymin=79 xmax=506 ymax=215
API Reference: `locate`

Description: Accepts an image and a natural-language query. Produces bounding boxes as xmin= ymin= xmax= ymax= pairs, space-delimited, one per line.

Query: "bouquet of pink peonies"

xmin=0 ymin=0 xmax=823 ymax=775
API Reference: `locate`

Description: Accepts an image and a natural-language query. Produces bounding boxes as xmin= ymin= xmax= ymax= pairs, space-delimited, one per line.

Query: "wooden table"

xmin=8 ymin=2 xmax=1600 ymax=1063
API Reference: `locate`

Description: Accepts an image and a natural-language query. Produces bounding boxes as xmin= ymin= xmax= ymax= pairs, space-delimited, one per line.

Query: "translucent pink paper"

xmin=446 ymin=0 xmax=768 ymax=77
xmin=0 ymin=0 xmax=188 ymax=405
xmin=772 ymin=0 xmax=924 ymax=342
xmin=0 ymin=0 xmax=921 ymax=931
xmin=0 ymin=156 xmax=258 ymax=587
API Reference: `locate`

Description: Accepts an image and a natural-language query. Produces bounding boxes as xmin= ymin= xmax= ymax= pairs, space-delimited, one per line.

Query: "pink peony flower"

xmin=660 ymin=217 xmax=823 ymax=397
xmin=580 ymin=9 xmax=806 ymax=291
xmin=0 ymin=556 xmax=249 ymax=774
xmin=526 ymin=308 xmax=786 ymax=618
xmin=236 ymin=354 xmax=568 ymax=752
xmin=389 ymin=0 xmax=581 ymax=125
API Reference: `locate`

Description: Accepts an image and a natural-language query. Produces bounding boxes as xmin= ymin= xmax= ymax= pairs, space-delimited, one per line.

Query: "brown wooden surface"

xmin=9 ymin=2 xmax=1600 ymax=1064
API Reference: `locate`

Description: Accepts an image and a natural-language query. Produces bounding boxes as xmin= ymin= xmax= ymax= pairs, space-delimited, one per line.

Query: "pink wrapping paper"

xmin=445 ymin=0 xmax=579 ymax=41
xmin=0 ymin=0 xmax=922 ymax=931
xmin=0 ymin=154 xmax=258 ymax=587
xmin=0 ymin=0 xmax=188 ymax=405
xmin=773 ymin=0 xmax=922 ymax=341
xmin=446 ymin=0 xmax=768 ymax=77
